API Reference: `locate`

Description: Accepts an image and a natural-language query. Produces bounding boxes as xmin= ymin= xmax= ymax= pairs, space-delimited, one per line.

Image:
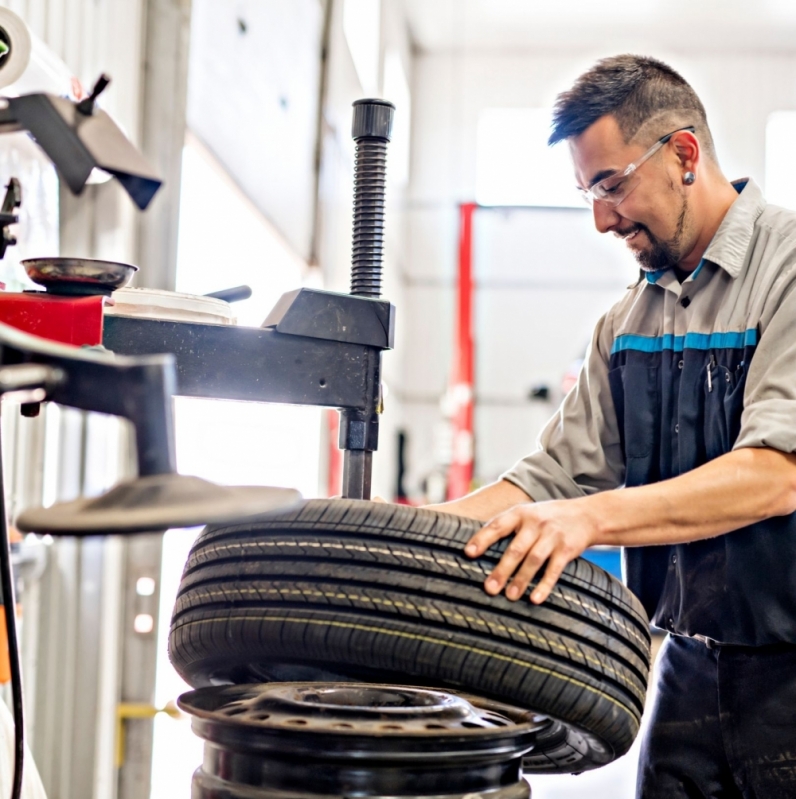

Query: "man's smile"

xmin=616 ymin=226 xmax=644 ymax=245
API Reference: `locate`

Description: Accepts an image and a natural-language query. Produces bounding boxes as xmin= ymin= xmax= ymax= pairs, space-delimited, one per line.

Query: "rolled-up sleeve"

xmin=501 ymin=310 xmax=625 ymax=501
xmin=735 ymin=274 xmax=796 ymax=454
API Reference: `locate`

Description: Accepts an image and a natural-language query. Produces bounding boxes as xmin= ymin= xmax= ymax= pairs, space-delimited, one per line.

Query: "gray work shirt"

xmin=503 ymin=178 xmax=796 ymax=645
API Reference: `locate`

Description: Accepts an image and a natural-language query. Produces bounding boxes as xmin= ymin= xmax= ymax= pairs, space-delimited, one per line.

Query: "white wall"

xmin=402 ymin=47 xmax=796 ymax=495
xmin=187 ymin=0 xmax=323 ymax=263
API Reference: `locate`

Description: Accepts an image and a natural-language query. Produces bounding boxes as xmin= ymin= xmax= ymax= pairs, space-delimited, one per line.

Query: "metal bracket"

xmin=263 ymin=288 xmax=395 ymax=349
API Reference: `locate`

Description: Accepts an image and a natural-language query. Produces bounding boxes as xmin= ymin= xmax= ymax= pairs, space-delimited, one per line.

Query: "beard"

xmin=622 ymin=198 xmax=689 ymax=273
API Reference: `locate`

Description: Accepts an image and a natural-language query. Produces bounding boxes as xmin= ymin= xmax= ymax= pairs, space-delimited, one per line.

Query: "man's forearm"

xmin=465 ymin=446 xmax=796 ymax=605
xmin=590 ymin=446 xmax=796 ymax=547
xmin=424 ymin=479 xmax=532 ymax=521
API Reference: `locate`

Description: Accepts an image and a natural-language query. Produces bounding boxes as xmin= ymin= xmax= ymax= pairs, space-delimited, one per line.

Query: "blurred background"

xmin=2 ymin=0 xmax=796 ymax=797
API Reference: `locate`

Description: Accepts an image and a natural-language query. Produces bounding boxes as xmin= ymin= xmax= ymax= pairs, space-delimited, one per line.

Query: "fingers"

xmin=464 ymin=508 xmax=523 ymax=558
xmin=505 ymin=536 xmax=554 ymax=600
xmin=529 ymin=554 xmax=570 ymax=604
xmin=465 ymin=507 xmax=542 ymax=598
xmin=485 ymin=527 xmax=542 ymax=597
xmin=463 ymin=504 xmax=579 ymax=604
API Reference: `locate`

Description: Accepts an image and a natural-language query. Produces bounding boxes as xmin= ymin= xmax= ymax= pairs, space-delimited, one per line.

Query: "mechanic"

xmin=429 ymin=55 xmax=796 ymax=798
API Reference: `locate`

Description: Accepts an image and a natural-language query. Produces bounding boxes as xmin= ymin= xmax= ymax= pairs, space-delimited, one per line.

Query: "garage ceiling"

xmin=403 ymin=0 xmax=796 ymax=53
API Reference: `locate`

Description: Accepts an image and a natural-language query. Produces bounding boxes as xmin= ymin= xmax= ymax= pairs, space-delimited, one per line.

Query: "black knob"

xmin=77 ymin=73 xmax=111 ymax=116
xmin=352 ymin=99 xmax=395 ymax=142
xmin=204 ymin=285 xmax=253 ymax=303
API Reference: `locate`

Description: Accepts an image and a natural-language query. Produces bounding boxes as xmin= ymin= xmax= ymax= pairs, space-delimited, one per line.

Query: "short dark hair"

xmin=549 ymin=54 xmax=716 ymax=159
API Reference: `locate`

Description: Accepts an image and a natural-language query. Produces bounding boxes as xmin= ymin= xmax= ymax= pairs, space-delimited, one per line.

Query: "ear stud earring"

xmin=683 ymin=171 xmax=696 ymax=185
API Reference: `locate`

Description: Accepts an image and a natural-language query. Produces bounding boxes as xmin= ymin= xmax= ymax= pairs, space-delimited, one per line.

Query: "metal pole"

xmin=339 ymin=99 xmax=394 ymax=500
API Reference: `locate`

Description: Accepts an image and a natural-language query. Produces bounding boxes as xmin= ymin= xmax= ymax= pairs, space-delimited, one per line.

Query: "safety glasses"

xmin=578 ymin=126 xmax=696 ymax=207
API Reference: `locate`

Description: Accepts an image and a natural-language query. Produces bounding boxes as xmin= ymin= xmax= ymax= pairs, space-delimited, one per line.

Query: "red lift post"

xmin=447 ymin=202 xmax=477 ymax=500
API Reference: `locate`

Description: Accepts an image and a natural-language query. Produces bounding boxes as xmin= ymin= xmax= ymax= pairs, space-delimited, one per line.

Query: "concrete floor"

xmin=528 ymin=634 xmax=665 ymax=799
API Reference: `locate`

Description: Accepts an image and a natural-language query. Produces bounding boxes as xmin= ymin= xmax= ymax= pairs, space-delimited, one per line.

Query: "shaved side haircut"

xmin=549 ymin=54 xmax=717 ymax=160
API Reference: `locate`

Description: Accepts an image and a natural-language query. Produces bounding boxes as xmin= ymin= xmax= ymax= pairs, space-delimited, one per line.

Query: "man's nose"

xmin=592 ymin=200 xmax=621 ymax=234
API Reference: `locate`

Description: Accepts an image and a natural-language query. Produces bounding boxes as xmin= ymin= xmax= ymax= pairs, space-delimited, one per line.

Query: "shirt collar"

xmin=701 ymin=177 xmax=766 ymax=279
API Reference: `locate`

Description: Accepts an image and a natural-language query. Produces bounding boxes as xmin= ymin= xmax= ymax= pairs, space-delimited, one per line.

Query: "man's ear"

xmin=673 ymin=129 xmax=700 ymax=173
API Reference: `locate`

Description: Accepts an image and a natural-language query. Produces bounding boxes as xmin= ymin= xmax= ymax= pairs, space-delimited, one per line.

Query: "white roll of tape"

xmin=0 ymin=8 xmax=32 ymax=90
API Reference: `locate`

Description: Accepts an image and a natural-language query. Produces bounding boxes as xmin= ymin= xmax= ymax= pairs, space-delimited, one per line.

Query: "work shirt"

xmin=503 ymin=178 xmax=796 ymax=646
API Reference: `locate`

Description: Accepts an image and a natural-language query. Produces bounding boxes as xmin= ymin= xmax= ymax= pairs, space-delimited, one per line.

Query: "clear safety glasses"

xmin=578 ymin=126 xmax=696 ymax=207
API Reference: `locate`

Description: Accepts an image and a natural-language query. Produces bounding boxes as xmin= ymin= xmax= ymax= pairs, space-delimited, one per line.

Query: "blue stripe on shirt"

xmin=645 ymin=268 xmax=668 ymax=284
xmin=690 ymin=258 xmax=706 ymax=280
xmin=611 ymin=328 xmax=758 ymax=355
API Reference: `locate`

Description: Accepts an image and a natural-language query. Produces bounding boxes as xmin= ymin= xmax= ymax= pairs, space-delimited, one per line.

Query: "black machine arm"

xmin=0 ymin=321 xmax=176 ymax=476
xmin=104 ymin=99 xmax=396 ymax=500
xmin=0 ymin=90 xmax=398 ymax=496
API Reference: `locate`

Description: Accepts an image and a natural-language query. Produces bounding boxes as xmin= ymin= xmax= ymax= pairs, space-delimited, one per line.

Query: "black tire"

xmin=169 ymin=500 xmax=650 ymax=773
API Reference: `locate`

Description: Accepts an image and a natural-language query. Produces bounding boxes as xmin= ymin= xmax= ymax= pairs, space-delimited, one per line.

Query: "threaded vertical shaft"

xmin=350 ymin=99 xmax=394 ymax=299
xmin=351 ymin=139 xmax=388 ymax=297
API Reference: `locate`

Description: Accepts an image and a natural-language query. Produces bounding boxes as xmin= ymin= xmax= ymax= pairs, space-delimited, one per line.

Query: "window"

xmin=476 ymin=108 xmax=581 ymax=208
xmin=766 ymin=110 xmax=796 ymax=210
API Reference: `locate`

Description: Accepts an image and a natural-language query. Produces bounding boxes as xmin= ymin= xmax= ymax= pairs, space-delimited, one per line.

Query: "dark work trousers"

xmin=637 ymin=634 xmax=796 ymax=798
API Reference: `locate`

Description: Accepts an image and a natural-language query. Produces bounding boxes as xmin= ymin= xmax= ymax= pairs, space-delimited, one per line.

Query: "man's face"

xmin=570 ymin=115 xmax=693 ymax=272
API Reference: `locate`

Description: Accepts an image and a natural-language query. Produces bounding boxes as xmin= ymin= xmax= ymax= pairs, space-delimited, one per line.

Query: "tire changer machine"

xmin=0 ymin=81 xmax=545 ymax=799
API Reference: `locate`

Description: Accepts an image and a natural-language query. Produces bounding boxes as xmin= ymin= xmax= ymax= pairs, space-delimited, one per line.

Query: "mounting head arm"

xmin=0 ymin=76 xmax=162 ymax=210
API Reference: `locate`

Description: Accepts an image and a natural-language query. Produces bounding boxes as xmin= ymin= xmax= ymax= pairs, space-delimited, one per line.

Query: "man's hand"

xmin=464 ymin=499 xmax=599 ymax=605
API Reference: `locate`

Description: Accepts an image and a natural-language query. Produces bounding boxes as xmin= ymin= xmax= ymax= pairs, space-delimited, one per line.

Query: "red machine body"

xmin=0 ymin=292 xmax=106 ymax=346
